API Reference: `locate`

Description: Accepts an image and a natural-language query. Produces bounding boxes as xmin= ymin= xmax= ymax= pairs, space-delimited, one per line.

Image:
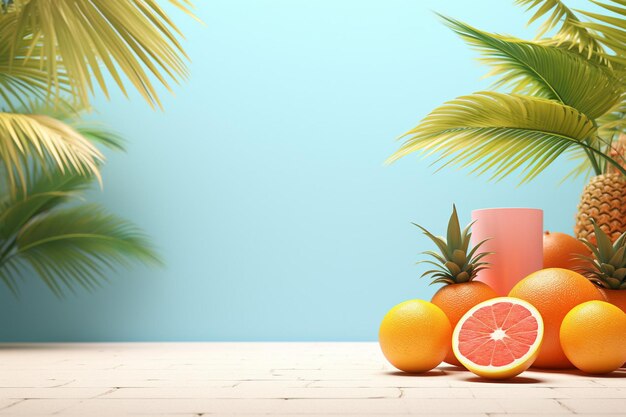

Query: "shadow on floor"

xmin=462 ymin=375 xmax=544 ymax=384
xmin=383 ymin=370 xmax=446 ymax=377
xmin=530 ymin=367 xmax=626 ymax=378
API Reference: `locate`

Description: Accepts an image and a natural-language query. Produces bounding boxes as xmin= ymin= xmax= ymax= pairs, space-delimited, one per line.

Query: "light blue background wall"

xmin=0 ymin=0 xmax=596 ymax=341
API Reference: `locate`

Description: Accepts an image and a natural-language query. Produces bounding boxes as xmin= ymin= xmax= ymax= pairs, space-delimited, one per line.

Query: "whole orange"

xmin=379 ymin=299 xmax=451 ymax=373
xmin=543 ymin=231 xmax=591 ymax=271
xmin=431 ymin=281 xmax=497 ymax=366
xmin=508 ymin=268 xmax=603 ymax=368
xmin=560 ymin=300 xmax=626 ymax=374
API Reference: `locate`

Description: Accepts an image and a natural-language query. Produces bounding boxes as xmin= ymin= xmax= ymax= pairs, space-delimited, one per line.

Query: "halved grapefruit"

xmin=452 ymin=297 xmax=544 ymax=379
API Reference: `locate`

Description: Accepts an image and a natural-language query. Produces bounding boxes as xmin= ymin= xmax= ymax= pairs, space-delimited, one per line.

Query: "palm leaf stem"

xmin=553 ymin=133 xmax=626 ymax=177
xmin=594 ymin=133 xmax=626 ymax=173
xmin=410 ymin=127 xmax=626 ymax=178
xmin=581 ymin=137 xmax=626 ymax=176
xmin=584 ymin=147 xmax=603 ymax=175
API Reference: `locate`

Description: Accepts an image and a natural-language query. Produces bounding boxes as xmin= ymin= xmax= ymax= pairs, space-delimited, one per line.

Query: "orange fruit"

xmin=560 ymin=300 xmax=626 ymax=374
xmin=379 ymin=299 xmax=451 ymax=373
xmin=431 ymin=281 xmax=498 ymax=366
xmin=543 ymin=231 xmax=591 ymax=271
xmin=508 ymin=268 xmax=603 ymax=368
xmin=598 ymin=288 xmax=626 ymax=314
xmin=452 ymin=297 xmax=544 ymax=379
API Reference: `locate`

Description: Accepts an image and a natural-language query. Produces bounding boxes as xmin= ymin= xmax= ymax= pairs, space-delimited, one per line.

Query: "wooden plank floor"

xmin=0 ymin=343 xmax=623 ymax=416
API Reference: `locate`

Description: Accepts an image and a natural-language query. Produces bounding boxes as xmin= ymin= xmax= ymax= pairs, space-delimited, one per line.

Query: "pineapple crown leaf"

xmin=446 ymin=204 xmax=462 ymax=250
xmin=613 ymin=232 xmax=626 ymax=251
xmin=417 ymin=260 xmax=450 ymax=273
xmin=608 ymin=246 xmax=626 ymax=267
xmin=573 ymin=253 xmax=596 ymax=265
xmin=473 ymin=266 xmax=490 ymax=274
xmin=421 ymin=250 xmax=447 ymax=265
xmin=577 ymin=218 xmax=626 ymax=290
xmin=414 ymin=205 xmax=491 ymax=285
xmin=579 ymin=237 xmax=599 ymax=258
xmin=412 ymin=223 xmax=452 ymax=259
xmin=467 ymin=238 xmax=493 ymax=261
xmin=592 ymin=219 xmax=614 ymax=260
xmin=429 ymin=277 xmax=457 ymax=286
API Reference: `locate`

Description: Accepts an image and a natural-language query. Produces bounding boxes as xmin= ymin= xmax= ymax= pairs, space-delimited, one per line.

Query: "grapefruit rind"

xmin=452 ymin=297 xmax=544 ymax=379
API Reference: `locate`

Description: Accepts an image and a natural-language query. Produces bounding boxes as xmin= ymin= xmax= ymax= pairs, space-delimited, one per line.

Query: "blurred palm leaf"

xmin=27 ymin=100 xmax=127 ymax=152
xmin=0 ymin=202 xmax=162 ymax=296
xmin=0 ymin=11 xmax=71 ymax=111
xmin=517 ymin=0 xmax=626 ymax=65
xmin=0 ymin=111 xmax=103 ymax=195
xmin=577 ymin=1 xmax=626 ymax=66
xmin=0 ymin=111 xmax=159 ymax=296
xmin=443 ymin=16 xmax=624 ymax=119
xmin=6 ymin=0 xmax=196 ymax=109
xmin=388 ymin=92 xmax=608 ymax=183
xmin=598 ymin=108 xmax=626 ymax=138
xmin=0 ymin=170 xmax=93 ymax=258
xmin=515 ymin=0 xmax=605 ymax=57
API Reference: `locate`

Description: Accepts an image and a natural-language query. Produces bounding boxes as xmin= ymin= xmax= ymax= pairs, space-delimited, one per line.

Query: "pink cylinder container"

xmin=470 ymin=208 xmax=543 ymax=296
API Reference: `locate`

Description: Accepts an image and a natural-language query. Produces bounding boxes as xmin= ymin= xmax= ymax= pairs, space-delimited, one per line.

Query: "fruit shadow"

xmin=384 ymin=370 xmax=446 ymax=377
xmin=462 ymin=375 xmax=544 ymax=384
xmin=442 ymin=365 xmax=545 ymax=384
xmin=530 ymin=367 xmax=626 ymax=378
xmin=438 ymin=365 xmax=467 ymax=372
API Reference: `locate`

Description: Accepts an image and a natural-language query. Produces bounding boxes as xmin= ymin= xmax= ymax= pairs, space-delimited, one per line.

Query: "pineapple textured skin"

xmin=575 ymin=173 xmax=626 ymax=243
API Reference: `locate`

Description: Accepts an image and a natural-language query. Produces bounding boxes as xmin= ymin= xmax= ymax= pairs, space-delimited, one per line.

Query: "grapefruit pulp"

xmin=452 ymin=297 xmax=544 ymax=379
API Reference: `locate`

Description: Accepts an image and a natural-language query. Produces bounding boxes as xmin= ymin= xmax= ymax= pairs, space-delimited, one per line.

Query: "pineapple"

xmin=577 ymin=220 xmax=626 ymax=312
xmin=415 ymin=205 xmax=497 ymax=366
xmin=415 ymin=205 xmax=491 ymax=285
xmin=574 ymin=173 xmax=626 ymax=243
xmin=575 ymin=134 xmax=626 ymax=243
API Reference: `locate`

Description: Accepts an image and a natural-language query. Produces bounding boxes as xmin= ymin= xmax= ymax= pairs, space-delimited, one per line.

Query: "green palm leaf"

xmin=515 ymin=0 xmax=605 ymax=57
xmin=0 ymin=173 xmax=91 ymax=241
xmin=577 ymin=1 xmax=626 ymax=66
xmin=599 ymin=110 xmax=626 ymax=133
xmin=564 ymin=106 xmax=626 ymax=181
xmin=0 ymin=204 xmax=162 ymax=296
xmin=0 ymin=105 xmax=123 ymax=239
xmin=388 ymin=92 xmax=609 ymax=183
xmin=443 ymin=16 xmax=623 ymax=119
xmin=562 ymin=148 xmax=596 ymax=181
xmin=0 ymin=117 xmax=155 ymax=296
xmin=0 ymin=111 xmax=103 ymax=194
xmin=7 ymin=0 xmax=196 ymax=109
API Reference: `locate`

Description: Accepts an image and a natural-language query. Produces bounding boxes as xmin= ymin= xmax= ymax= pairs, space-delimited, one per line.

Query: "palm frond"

xmin=25 ymin=100 xmax=126 ymax=152
xmin=598 ymin=111 xmax=626 ymax=138
xmin=0 ymin=170 xmax=94 ymax=241
xmin=443 ymin=16 xmax=623 ymax=119
xmin=0 ymin=112 xmax=103 ymax=194
xmin=562 ymin=147 xmax=596 ymax=181
xmin=577 ymin=1 xmax=626 ymax=65
xmin=0 ymin=105 xmax=125 ymax=237
xmin=8 ymin=0 xmax=196 ymax=109
xmin=515 ymin=0 xmax=605 ymax=57
xmin=1 ymin=204 xmax=162 ymax=296
xmin=388 ymin=92 xmax=604 ymax=183
xmin=0 ymin=11 xmax=70 ymax=111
